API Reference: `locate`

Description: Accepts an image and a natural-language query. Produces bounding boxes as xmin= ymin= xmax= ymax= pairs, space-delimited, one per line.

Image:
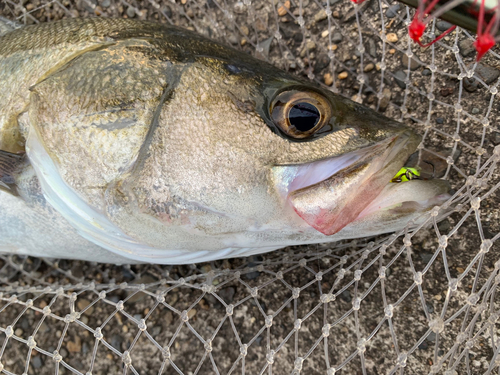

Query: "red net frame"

xmin=409 ymin=0 xmax=500 ymax=60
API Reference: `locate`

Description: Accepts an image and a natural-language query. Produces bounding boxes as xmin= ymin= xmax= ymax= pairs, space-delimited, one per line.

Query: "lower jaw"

xmin=284 ymin=183 xmax=451 ymax=241
xmin=355 ymin=179 xmax=451 ymax=223
xmin=287 ymin=166 xmax=451 ymax=237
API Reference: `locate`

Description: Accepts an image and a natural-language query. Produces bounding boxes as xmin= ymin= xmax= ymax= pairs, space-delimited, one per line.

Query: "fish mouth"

xmin=274 ymin=131 xmax=450 ymax=235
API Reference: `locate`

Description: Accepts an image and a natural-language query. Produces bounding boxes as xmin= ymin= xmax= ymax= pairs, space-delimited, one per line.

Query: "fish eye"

xmin=270 ymin=89 xmax=332 ymax=139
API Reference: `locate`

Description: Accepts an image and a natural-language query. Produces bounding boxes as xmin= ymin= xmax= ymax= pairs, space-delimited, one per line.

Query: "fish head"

xmin=100 ymin=56 xmax=449 ymax=252
xmin=24 ymin=27 xmax=450 ymax=262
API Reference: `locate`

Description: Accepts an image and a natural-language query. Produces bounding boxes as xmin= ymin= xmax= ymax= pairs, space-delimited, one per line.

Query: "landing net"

xmin=0 ymin=1 xmax=499 ymax=374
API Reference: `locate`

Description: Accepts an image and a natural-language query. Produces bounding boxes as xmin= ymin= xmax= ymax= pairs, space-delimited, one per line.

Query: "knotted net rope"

xmin=0 ymin=0 xmax=499 ymax=374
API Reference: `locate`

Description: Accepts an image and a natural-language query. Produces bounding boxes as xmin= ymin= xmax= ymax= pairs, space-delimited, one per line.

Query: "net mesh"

xmin=0 ymin=0 xmax=499 ymax=374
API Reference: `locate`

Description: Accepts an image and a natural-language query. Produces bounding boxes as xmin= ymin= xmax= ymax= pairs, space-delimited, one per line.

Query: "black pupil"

xmin=288 ymin=102 xmax=320 ymax=132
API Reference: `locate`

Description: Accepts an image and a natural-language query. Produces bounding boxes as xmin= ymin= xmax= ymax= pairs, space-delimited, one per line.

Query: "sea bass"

xmin=0 ymin=18 xmax=449 ymax=264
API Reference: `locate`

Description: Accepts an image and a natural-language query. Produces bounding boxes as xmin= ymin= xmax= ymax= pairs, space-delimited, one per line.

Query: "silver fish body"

xmin=0 ymin=18 xmax=450 ymax=264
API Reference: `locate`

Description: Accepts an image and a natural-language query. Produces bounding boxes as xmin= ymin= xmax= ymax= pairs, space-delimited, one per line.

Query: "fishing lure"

xmin=391 ymin=167 xmax=421 ymax=183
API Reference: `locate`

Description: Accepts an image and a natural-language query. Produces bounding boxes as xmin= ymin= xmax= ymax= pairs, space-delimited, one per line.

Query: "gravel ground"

xmin=0 ymin=0 xmax=499 ymax=374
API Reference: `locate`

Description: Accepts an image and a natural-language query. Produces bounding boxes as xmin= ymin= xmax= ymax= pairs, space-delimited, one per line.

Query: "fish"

xmin=0 ymin=17 xmax=450 ymax=264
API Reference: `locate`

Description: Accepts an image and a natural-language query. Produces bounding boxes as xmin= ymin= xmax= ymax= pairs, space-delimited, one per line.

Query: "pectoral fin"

xmin=0 ymin=150 xmax=26 ymax=196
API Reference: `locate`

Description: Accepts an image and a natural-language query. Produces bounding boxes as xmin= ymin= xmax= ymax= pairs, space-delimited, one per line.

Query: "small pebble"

xmin=321 ymin=30 xmax=329 ymax=38
xmin=378 ymin=88 xmax=392 ymax=111
xmin=21 ymin=318 xmax=29 ymax=331
xmin=187 ymin=309 xmax=197 ymax=319
xmin=419 ymin=252 xmax=433 ymax=263
xmin=255 ymin=18 xmax=268 ymax=32
xmin=368 ymin=39 xmax=377 ymax=57
xmin=427 ymin=332 xmax=437 ymax=342
xmin=364 ymin=63 xmax=375 ymax=72
xmin=228 ymin=35 xmax=239 ymax=45
xmin=436 ymin=117 xmax=444 ymax=124
xmin=456 ymin=267 xmax=465 ymax=274
xmin=101 ymin=0 xmax=111 ymax=7
xmin=111 ymin=334 xmax=124 ymax=350
xmin=386 ymin=33 xmax=398 ymax=43
xmin=240 ymin=38 xmax=247 ymax=46
xmin=32 ymin=356 xmax=43 ymax=369
xmin=340 ymin=290 xmax=352 ymax=303
xmin=67 ymin=337 xmax=81 ymax=353
xmin=217 ymin=288 xmax=235 ymax=304
xmin=165 ymin=311 xmax=173 ymax=326
xmin=240 ymin=26 xmax=249 ymax=36
xmin=465 ymin=63 xmax=500 ymax=92
xmin=277 ymin=1 xmax=290 ymax=17
xmin=243 ymin=269 xmax=261 ymax=280
xmin=314 ymin=9 xmax=327 ymax=23
xmin=459 ymin=39 xmax=476 ymax=57
xmin=402 ymin=54 xmax=421 ymax=70
xmin=463 ymin=78 xmax=479 ymax=92
xmin=162 ymin=6 xmax=173 ymax=18
xmin=333 ymin=10 xmax=340 ymax=18
xmin=492 ymin=132 xmax=500 ymax=145
xmin=300 ymin=41 xmax=316 ymax=57
xmin=331 ymin=32 xmax=342 ymax=44
xmin=422 ymin=69 xmax=431 ymax=76
xmin=426 ymin=303 xmax=435 ymax=314
xmin=338 ymin=71 xmax=348 ymax=80
xmin=351 ymin=94 xmax=361 ymax=103
xmin=393 ymin=70 xmax=407 ymax=89
xmin=472 ymin=107 xmax=480 ymax=114
xmin=199 ymin=299 xmax=210 ymax=310
xmin=438 ymin=219 xmax=451 ymax=232
xmin=314 ymin=53 xmax=331 ymax=73
xmin=122 ymin=324 xmax=129 ymax=333
xmin=436 ymin=20 xmax=453 ymax=32
xmin=418 ymin=341 xmax=429 ymax=350
xmin=233 ymin=1 xmax=245 ymax=13
xmin=306 ymin=40 xmax=316 ymax=50
xmin=328 ymin=44 xmax=338 ymax=51
xmin=440 ymin=87 xmax=454 ymax=97
xmin=476 ymin=63 xmax=500 ymax=84
xmin=324 ymin=73 xmax=333 ymax=86
xmin=389 ymin=48 xmax=396 ymax=54
xmin=15 ymin=328 xmax=23 ymax=337
xmin=39 ymin=322 xmax=49 ymax=333
xmin=126 ymin=6 xmax=135 ymax=18
xmin=77 ymin=299 xmax=94 ymax=315
xmin=385 ymin=3 xmax=400 ymax=18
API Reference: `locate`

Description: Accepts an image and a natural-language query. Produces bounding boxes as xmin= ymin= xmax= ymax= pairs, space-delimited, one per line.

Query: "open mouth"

xmin=274 ymin=133 xmax=450 ymax=235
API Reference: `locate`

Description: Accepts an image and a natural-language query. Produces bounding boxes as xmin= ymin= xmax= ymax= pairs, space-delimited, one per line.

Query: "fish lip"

xmin=279 ymin=130 xmax=430 ymax=235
